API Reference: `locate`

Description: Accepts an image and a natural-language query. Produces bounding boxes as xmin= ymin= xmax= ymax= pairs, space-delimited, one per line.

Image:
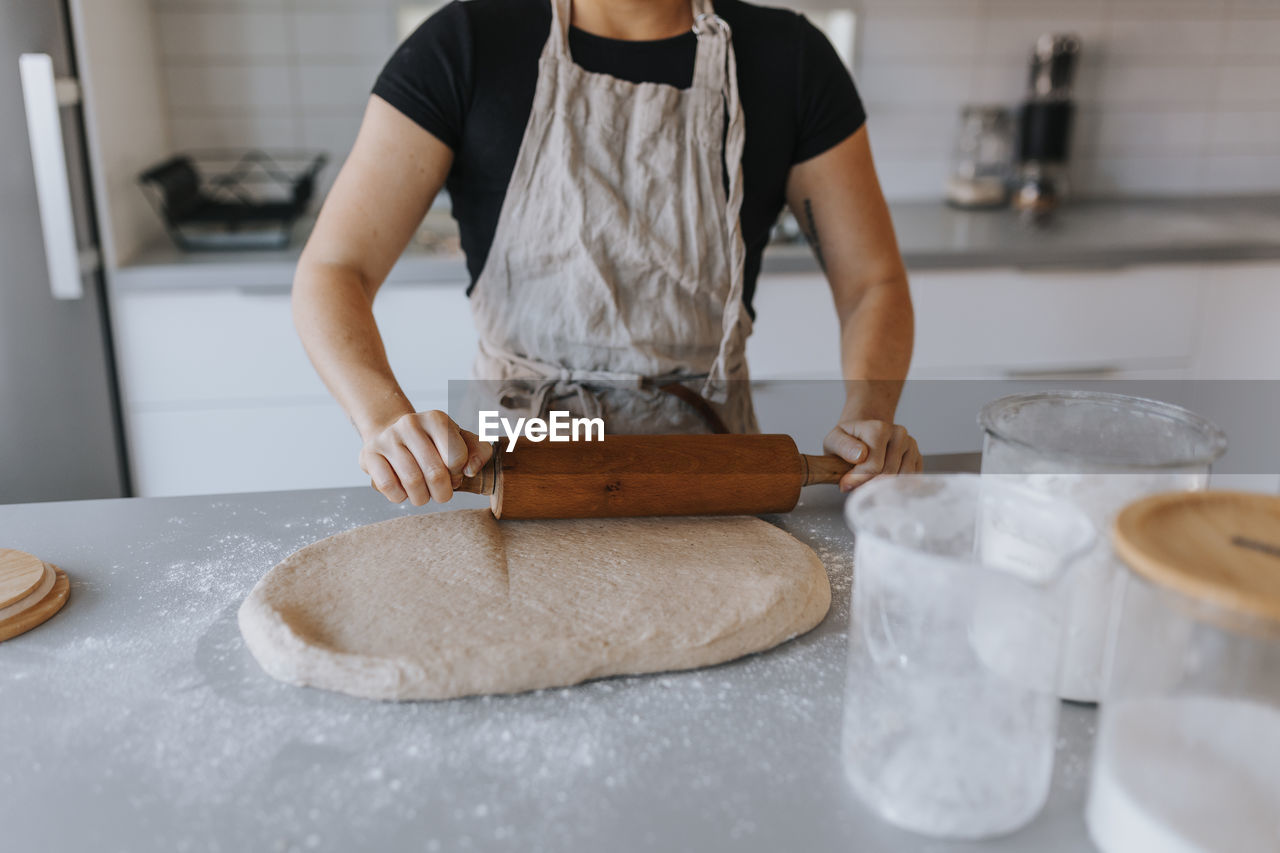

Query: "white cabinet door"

xmin=128 ymin=393 xmax=458 ymax=498
xmin=372 ymin=285 xmax=479 ymax=403
xmin=113 ymin=284 xmax=477 ymax=407
xmin=748 ymin=265 xmax=1204 ymax=456
xmin=119 ymin=260 xmax=1255 ymax=495
xmin=747 ymin=266 xmax=1202 ymax=382
xmin=113 ymin=288 xmax=324 ymax=406
xmin=910 ymin=266 xmax=1202 ymax=379
xmin=1191 ymin=262 xmax=1280 ymax=495
xmin=128 ymin=402 xmax=364 ymax=497
xmin=746 ymin=274 xmax=843 ymax=380
xmin=115 ymin=282 xmax=475 ymax=496
xmin=1194 ymin=262 xmax=1280 ymax=380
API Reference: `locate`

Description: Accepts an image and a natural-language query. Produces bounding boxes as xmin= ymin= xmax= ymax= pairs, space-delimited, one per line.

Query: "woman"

xmin=293 ymin=0 xmax=920 ymax=507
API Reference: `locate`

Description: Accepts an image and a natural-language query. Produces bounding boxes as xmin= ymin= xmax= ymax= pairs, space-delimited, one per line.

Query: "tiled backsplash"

xmin=847 ymin=0 xmax=1280 ymax=198
xmin=154 ymin=0 xmax=1280 ymax=200
xmin=155 ymin=0 xmax=392 ymax=183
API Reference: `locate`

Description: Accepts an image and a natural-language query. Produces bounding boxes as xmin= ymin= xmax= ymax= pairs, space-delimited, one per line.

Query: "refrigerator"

xmin=1 ymin=0 xmax=130 ymax=503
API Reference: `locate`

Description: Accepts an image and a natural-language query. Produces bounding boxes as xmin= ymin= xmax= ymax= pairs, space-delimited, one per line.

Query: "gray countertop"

xmin=111 ymin=195 xmax=1280 ymax=292
xmin=0 ymin=467 xmax=1098 ymax=853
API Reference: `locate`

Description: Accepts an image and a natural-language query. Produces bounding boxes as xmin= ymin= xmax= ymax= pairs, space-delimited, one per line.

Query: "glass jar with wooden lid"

xmin=1086 ymin=491 xmax=1280 ymax=853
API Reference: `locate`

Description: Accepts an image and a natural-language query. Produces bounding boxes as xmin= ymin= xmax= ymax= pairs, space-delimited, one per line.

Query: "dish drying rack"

xmin=139 ymin=150 xmax=327 ymax=251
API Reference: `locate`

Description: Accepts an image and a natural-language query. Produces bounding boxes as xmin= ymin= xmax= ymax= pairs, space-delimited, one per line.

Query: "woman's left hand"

xmin=823 ymin=419 xmax=922 ymax=492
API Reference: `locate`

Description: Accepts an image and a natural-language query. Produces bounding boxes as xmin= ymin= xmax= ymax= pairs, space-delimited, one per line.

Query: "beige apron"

xmin=466 ymin=0 xmax=757 ymax=435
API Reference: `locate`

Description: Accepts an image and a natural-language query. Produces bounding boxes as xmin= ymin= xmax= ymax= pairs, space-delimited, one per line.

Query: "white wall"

xmin=149 ymin=0 xmax=1280 ymax=200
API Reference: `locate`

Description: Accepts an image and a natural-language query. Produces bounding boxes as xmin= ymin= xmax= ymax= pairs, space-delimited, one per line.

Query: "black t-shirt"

xmin=373 ymin=0 xmax=865 ymax=315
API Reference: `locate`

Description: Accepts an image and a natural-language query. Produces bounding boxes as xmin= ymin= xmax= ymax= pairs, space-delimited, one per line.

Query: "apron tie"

xmin=500 ymin=376 xmax=607 ymax=424
xmin=481 ymin=340 xmax=729 ymax=433
xmin=484 ymin=340 xmax=643 ymax=422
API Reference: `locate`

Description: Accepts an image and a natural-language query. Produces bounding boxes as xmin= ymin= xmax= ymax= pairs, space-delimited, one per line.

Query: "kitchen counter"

xmin=767 ymin=194 xmax=1280 ymax=274
xmin=111 ymin=195 xmax=1280 ymax=292
xmin=0 ymin=467 xmax=1100 ymax=853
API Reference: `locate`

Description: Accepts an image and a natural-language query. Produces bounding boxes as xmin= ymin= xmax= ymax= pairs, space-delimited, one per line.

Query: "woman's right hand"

xmin=359 ymin=410 xmax=494 ymax=505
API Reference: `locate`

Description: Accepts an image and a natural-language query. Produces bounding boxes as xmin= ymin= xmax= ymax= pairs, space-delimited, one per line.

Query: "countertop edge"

xmin=108 ymin=195 xmax=1280 ymax=292
xmin=110 ymin=245 xmax=1280 ymax=293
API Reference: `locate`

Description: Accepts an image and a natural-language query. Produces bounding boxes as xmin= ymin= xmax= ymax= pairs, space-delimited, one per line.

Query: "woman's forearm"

xmin=293 ymin=260 xmax=415 ymax=442
xmin=836 ymin=276 xmax=914 ymax=423
xmin=288 ymin=97 xmax=455 ymax=445
xmin=289 ymin=98 xmax=492 ymax=506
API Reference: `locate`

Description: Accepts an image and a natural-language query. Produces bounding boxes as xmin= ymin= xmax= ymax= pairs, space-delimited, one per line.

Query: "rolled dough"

xmin=238 ymin=510 xmax=831 ymax=701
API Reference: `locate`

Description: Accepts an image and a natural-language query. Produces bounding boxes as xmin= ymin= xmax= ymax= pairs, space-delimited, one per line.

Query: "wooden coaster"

xmin=0 ymin=549 xmax=47 ymax=609
xmin=0 ymin=561 xmax=54 ymax=621
xmin=0 ymin=564 xmax=70 ymax=643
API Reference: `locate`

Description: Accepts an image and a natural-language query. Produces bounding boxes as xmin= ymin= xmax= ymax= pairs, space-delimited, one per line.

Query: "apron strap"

xmin=690 ymin=0 xmax=720 ymax=91
xmin=693 ymin=9 xmax=748 ymax=402
xmin=546 ymin=0 xmax=572 ymax=59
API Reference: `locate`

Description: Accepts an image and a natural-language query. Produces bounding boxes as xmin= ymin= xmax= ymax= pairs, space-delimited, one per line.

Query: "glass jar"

xmin=1087 ymin=491 xmax=1280 ymax=853
xmin=979 ymin=391 xmax=1226 ymax=702
xmin=946 ymin=105 xmax=1014 ymax=209
xmin=843 ymin=474 xmax=1094 ymax=839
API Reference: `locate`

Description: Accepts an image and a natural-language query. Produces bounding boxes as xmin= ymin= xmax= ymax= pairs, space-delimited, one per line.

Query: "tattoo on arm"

xmin=801 ymin=198 xmax=826 ymax=273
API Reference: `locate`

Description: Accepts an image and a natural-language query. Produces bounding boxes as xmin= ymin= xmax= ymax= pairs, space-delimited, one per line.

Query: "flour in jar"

xmin=1087 ymin=696 xmax=1280 ymax=853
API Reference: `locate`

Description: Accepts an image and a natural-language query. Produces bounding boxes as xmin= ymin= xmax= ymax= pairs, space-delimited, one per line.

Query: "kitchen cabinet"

xmin=746 ymin=274 xmax=843 ymax=381
xmin=1193 ymin=262 xmax=1280 ymax=380
xmin=128 ymin=403 xmax=359 ymax=496
xmin=748 ymin=260 xmax=1279 ymax=459
xmin=908 ymin=266 xmax=1201 ymax=379
xmin=113 ymin=281 xmax=476 ymax=496
xmin=113 ymin=288 xmax=325 ymax=406
xmin=114 ymin=259 xmax=1278 ymax=496
xmin=1188 ymin=261 xmax=1280 ymax=493
xmin=748 ymin=267 xmax=1202 ymax=382
xmin=901 ymin=263 xmax=1203 ymax=455
xmin=113 ymin=285 xmax=475 ymax=406
xmin=748 ymin=264 xmax=1205 ymax=454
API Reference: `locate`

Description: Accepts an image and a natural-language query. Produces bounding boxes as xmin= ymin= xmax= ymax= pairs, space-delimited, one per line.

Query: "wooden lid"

xmin=0 ymin=549 xmax=47 ymax=609
xmin=1114 ymin=491 xmax=1280 ymax=624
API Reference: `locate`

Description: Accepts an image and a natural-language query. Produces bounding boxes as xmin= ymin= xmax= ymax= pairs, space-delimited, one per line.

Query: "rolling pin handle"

xmin=457 ymin=451 xmax=499 ymax=496
xmin=801 ymin=453 xmax=854 ymax=487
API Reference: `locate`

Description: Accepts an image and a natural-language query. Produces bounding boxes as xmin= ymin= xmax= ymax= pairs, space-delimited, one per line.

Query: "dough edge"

xmin=238 ymin=513 xmax=832 ymax=701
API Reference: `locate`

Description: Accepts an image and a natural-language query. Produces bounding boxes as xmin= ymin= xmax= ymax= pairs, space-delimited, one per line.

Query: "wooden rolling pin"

xmin=457 ymin=434 xmax=852 ymax=519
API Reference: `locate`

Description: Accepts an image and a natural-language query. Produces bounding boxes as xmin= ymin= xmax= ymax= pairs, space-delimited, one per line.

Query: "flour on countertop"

xmin=0 ymin=495 xmax=852 ymax=852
